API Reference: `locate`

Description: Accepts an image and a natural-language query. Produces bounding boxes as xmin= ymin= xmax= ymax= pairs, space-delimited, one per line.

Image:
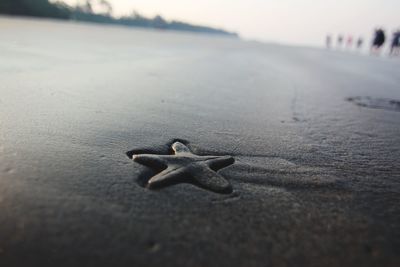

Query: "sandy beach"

xmin=1 ymin=16 xmax=399 ymax=266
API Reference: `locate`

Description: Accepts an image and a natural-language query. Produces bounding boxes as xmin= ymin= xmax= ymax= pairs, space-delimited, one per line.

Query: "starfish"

xmin=131 ymin=142 xmax=235 ymax=194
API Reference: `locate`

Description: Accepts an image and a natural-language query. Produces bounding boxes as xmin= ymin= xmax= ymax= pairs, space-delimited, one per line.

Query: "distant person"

xmin=371 ymin=28 xmax=386 ymax=54
xmin=346 ymin=35 xmax=353 ymax=49
xmin=337 ymin=34 xmax=344 ymax=48
xmin=326 ymin=34 xmax=332 ymax=49
xmin=356 ymin=37 xmax=364 ymax=50
xmin=390 ymin=30 xmax=400 ymax=56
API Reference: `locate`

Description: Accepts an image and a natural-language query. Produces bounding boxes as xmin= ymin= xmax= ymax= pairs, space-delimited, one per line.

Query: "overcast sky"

xmin=62 ymin=0 xmax=400 ymax=47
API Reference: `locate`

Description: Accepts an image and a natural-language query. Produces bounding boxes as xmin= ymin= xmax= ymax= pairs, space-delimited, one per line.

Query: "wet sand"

xmin=1 ymin=16 xmax=400 ymax=266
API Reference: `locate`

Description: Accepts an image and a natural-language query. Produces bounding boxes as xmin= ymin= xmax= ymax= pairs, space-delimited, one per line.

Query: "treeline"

xmin=0 ymin=0 xmax=238 ymax=37
xmin=0 ymin=0 xmax=70 ymax=19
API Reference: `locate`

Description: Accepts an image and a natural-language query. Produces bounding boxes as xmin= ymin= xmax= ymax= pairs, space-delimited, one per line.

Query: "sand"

xmin=1 ymin=16 xmax=400 ymax=267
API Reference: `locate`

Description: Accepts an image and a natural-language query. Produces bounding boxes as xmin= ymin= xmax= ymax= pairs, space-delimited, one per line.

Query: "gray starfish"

xmin=131 ymin=142 xmax=235 ymax=193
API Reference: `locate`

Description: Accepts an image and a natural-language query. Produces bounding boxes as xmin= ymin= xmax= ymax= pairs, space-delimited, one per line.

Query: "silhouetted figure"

xmin=326 ymin=35 xmax=332 ymax=49
xmin=371 ymin=28 xmax=386 ymax=54
xmin=390 ymin=30 xmax=400 ymax=56
xmin=346 ymin=35 xmax=353 ymax=49
xmin=356 ymin=37 xmax=364 ymax=50
xmin=337 ymin=35 xmax=344 ymax=48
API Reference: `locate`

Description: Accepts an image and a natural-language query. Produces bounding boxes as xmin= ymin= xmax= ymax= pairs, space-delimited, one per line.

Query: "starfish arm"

xmin=171 ymin=142 xmax=191 ymax=154
xmin=192 ymin=166 xmax=232 ymax=193
xmin=206 ymin=156 xmax=235 ymax=171
xmin=147 ymin=167 xmax=185 ymax=188
xmin=132 ymin=154 xmax=166 ymax=169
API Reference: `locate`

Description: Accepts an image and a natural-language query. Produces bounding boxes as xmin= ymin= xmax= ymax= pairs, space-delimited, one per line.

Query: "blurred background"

xmin=0 ymin=0 xmax=399 ymax=54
